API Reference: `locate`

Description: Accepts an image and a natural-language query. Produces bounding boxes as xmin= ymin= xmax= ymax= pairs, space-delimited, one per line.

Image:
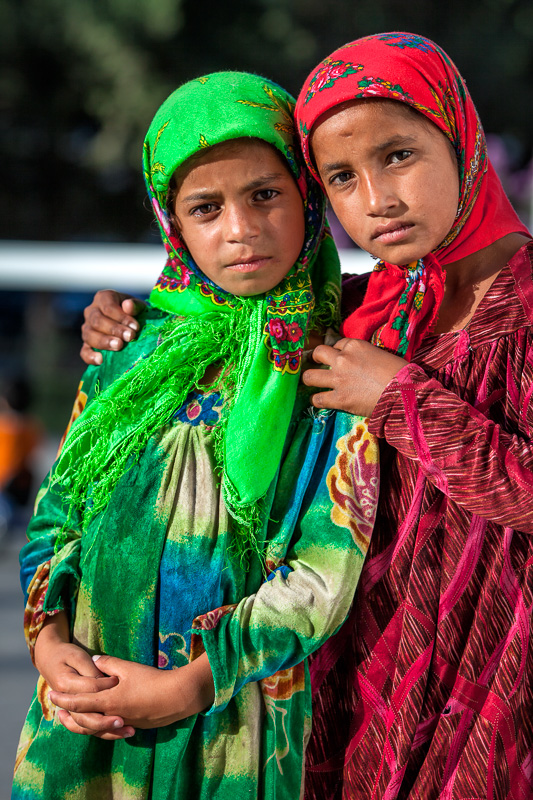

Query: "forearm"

xmin=34 ymin=610 xmax=70 ymax=674
xmin=370 ymin=362 xmax=533 ymax=531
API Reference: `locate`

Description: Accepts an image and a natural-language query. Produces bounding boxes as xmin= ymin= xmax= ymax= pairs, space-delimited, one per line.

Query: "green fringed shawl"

xmin=53 ymin=71 xmax=341 ymax=557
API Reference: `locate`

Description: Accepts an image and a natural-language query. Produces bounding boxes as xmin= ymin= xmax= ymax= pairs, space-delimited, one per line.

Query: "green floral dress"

xmin=13 ymin=310 xmax=379 ymax=800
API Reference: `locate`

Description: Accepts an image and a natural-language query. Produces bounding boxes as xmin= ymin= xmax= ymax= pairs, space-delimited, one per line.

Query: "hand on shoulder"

xmin=81 ymin=290 xmax=146 ymax=365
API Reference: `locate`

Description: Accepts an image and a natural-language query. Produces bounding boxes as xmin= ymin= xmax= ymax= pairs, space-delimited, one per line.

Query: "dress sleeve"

xmin=19 ymin=363 xmax=103 ymax=646
xmin=190 ymin=410 xmax=380 ymax=714
xmin=368 ymin=361 xmax=533 ymax=533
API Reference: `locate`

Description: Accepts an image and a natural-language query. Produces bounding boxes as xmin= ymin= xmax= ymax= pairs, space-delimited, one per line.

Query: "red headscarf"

xmin=295 ymin=32 xmax=530 ymax=358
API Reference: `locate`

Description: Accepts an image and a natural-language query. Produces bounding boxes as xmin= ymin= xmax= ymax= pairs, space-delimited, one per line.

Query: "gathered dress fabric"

xmin=304 ymin=242 xmax=533 ymax=799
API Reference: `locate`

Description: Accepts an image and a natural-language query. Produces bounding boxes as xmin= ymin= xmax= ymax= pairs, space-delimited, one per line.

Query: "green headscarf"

xmin=54 ymin=71 xmax=341 ymax=557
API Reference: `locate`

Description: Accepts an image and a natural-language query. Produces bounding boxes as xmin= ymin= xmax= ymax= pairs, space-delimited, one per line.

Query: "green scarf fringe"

xmin=53 ymin=305 xmax=258 ymax=558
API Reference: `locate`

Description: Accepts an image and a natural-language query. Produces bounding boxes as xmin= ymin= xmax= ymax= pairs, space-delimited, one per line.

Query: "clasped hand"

xmin=35 ymin=612 xmax=214 ymax=739
xmin=49 ymin=654 xmax=213 ymax=738
xmin=303 ymin=338 xmax=407 ymax=417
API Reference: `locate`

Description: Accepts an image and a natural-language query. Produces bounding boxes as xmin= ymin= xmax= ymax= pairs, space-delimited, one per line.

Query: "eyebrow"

xmin=320 ymin=135 xmax=419 ymax=174
xmin=179 ymin=172 xmax=286 ymax=204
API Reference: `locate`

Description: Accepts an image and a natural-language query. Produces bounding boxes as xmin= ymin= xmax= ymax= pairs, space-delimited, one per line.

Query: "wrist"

xmin=34 ymin=611 xmax=70 ymax=667
xmin=168 ymin=654 xmax=215 ymax=719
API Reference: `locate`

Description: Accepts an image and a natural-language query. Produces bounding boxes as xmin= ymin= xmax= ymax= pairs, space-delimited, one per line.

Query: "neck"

xmin=442 ymin=233 xmax=530 ymax=291
xmin=431 ymin=232 xmax=530 ymax=334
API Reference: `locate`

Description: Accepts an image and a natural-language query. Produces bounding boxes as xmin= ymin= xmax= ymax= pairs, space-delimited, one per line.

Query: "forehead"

xmin=174 ymin=138 xmax=291 ymax=189
xmin=313 ymin=98 xmax=438 ymax=143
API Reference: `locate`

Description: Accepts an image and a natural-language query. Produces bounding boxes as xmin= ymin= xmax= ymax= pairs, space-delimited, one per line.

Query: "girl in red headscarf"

xmin=80 ymin=32 xmax=533 ymax=799
xmin=295 ymin=32 xmax=533 ymax=800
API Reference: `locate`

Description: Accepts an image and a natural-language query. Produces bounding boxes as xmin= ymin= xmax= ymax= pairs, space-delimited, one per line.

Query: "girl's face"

xmin=311 ymin=100 xmax=460 ymax=266
xmin=172 ymin=139 xmax=305 ymax=296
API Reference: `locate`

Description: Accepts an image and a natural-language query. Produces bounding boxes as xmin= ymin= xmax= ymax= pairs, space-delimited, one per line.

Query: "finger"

xmin=54 ymin=674 xmax=119 ymax=694
xmin=57 ymin=709 xmax=134 ymax=740
xmin=81 ymin=323 xmax=124 ymax=352
xmin=302 ymin=368 xmax=336 ymax=390
xmin=69 ymin=710 xmax=126 ymax=733
xmin=49 ymin=690 xmax=107 ymax=714
xmin=80 ymin=343 xmax=103 ymax=366
xmin=92 ymin=654 xmax=125 ymax=677
xmin=88 ymin=291 xmax=133 ymax=323
xmin=82 ymin=309 xmax=134 ymax=343
xmin=311 ymin=344 xmax=340 ymax=366
xmin=310 ymin=390 xmax=340 ymax=410
xmin=121 ymin=297 xmax=146 ymax=323
xmin=97 ymin=291 xmax=141 ymax=332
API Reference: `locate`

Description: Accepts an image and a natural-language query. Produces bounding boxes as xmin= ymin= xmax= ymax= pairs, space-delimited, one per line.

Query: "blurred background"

xmin=1 ymin=0 xmax=533 ymax=791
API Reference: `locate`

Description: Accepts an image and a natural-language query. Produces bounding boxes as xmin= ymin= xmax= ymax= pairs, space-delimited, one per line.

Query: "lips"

xmin=225 ymin=256 xmax=271 ymax=273
xmin=371 ymin=221 xmax=414 ymax=244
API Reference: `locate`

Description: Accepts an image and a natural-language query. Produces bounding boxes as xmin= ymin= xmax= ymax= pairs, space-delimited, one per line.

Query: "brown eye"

xmin=389 ymin=150 xmax=412 ymax=164
xmin=329 ymin=172 xmax=352 ymax=186
xmin=254 ymin=189 xmax=278 ymax=201
xmin=191 ymin=203 xmax=217 ymax=217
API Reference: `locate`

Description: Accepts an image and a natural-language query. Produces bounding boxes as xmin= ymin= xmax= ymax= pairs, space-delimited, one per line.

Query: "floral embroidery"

xmin=370 ymin=260 xmax=427 ymax=356
xmin=263 ymin=271 xmax=314 ymax=375
xmin=261 ymin=661 xmax=305 ymax=701
xmin=158 ymin=631 xmax=189 ymax=669
xmin=377 ymin=32 xmax=436 ymax=52
xmin=173 ymin=391 xmax=225 ymax=429
xmin=237 ymin=83 xmax=295 ymax=136
xmin=261 ymin=661 xmax=307 ymax=774
xmin=192 ymin=603 xmax=237 ymax=632
xmin=303 ymin=59 xmax=363 ymax=105
xmin=356 ymin=76 xmax=438 ymax=120
xmin=327 ymin=423 xmax=379 ymax=553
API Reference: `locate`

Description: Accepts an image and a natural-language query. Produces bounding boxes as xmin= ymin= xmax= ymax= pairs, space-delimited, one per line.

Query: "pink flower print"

xmin=269 ymin=318 xmax=287 ymax=342
xmin=158 ymin=651 xmax=169 ymax=668
xmin=315 ymin=61 xmax=354 ymax=92
xmin=186 ymin=400 xmax=201 ymax=421
xmin=178 ymin=268 xmax=191 ymax=288
xmin=304 ymin=60 xmax=363 ymax=103
xmin=285 ymin=322 xmax=303 ymax=343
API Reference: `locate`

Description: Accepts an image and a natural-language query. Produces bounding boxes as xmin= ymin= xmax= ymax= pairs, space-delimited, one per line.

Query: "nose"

xmin=224 ymin=202 xmax=260 ymax=242
xmin=361 ymin=172 xmax=398 ymax=217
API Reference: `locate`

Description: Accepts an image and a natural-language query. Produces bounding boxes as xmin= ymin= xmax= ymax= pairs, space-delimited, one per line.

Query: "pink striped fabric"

xmin=305 ymin=242 xmax=533 ymax=799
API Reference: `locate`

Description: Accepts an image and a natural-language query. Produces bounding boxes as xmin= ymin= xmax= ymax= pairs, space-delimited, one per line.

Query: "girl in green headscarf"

xmin=13 ymin=72 xmax=378 ymax=800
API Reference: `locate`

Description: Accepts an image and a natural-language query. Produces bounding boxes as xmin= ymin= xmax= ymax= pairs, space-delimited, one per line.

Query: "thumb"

xmin=121 ymin=297 xmax=146 ymax=318
xmin=92 ymin=654 xmax=123 ymax=676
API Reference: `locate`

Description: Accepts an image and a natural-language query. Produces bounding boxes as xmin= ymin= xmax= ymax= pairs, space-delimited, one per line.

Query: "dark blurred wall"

xmin=1 ymin=0 xmax=533 ymax=244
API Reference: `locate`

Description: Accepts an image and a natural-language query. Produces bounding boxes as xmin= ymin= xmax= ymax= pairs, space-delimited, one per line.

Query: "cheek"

xmin=278 ymin=200 xmax=306 ymax=265
xmin=326 ymin=192 xmax=365 ymax=245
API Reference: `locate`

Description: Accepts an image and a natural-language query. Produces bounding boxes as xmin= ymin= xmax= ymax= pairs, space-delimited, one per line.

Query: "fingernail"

xmin=110 ymin=338 xmax=121 ymax=350
xmin=94 ymin=353 xmax=103 ymax=365
xmin=92 ymin=654 xmax=101 ymax=663
xmin=128 ymin=321 xmax=139 ymax=331
xmin=124 ymin=730 xmax=135 ymax=738
xmin=113 ymin=719 xmax=122 ymax=728
xmin=123 ymin=329 xmax=132 ymax=342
